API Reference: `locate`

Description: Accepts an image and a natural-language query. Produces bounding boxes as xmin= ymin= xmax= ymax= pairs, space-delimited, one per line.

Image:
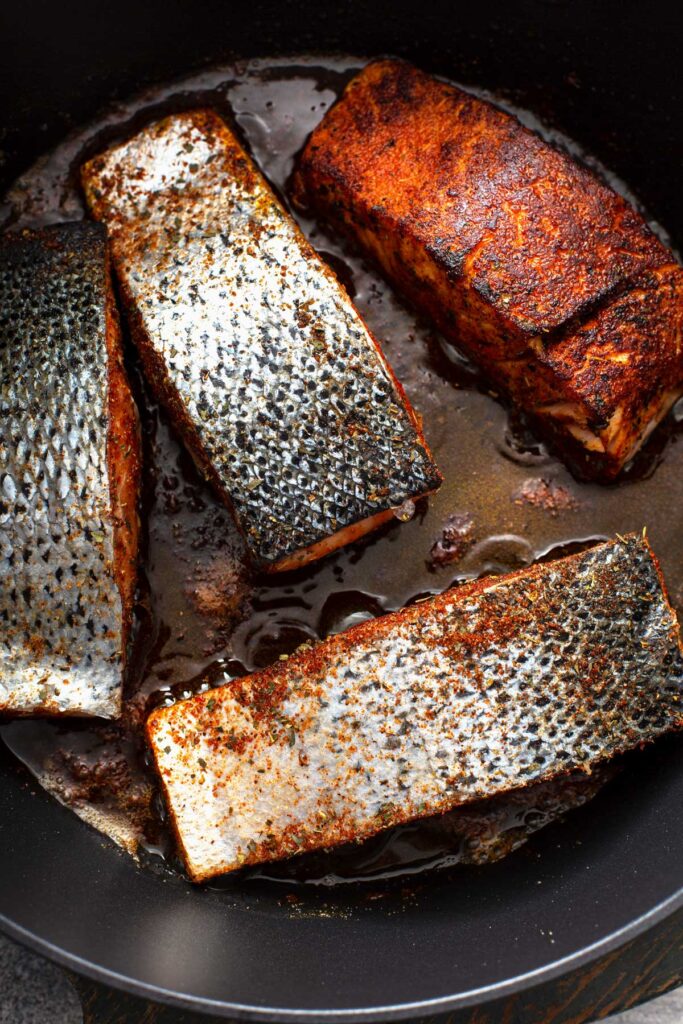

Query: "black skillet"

xmin=0 ymin=0 xmax=682 ymax=1020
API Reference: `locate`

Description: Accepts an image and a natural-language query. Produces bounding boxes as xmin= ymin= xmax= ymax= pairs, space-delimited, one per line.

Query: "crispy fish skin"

xmin=293 ymin=59 xmax=683 ymax=478
xmin=0 ymin=224 xmax=140 ymax=718
xmin=81 ymin=110 xmax=441 ymax=572
xmin=148 ymin=534 xmax=683 ymax=881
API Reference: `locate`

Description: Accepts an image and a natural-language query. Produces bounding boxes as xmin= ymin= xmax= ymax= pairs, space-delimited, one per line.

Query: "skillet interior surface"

xmin=0 ymin=0 xmax=682 ymax=1018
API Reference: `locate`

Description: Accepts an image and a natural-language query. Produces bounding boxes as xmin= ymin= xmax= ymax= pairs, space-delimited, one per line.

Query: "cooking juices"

xmin=1 ymin=56 xmax=682 ymax=892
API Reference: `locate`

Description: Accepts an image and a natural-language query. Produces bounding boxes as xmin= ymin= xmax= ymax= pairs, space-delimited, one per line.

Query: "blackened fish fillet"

xmin=148 ymin=534 xmax=683 ymax=881
xmin=81 ymin=110 xmax=441 ymax=572
xmin=293 ymin=60 xmax=683 ymax=479
xmin=0 ymin=224 xmax=140 ymax=717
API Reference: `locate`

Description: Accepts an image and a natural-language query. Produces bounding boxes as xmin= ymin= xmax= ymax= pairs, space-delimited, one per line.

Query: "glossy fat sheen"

xmin=81 ymin=110 xmax=441 ymax=570
xmin=293 ymin=59 xmax=683 ymax=478
xmin=0 ymin=224 xmax=136 ymax=717
xmin=148 ymin=535 xmax=683 ymax=881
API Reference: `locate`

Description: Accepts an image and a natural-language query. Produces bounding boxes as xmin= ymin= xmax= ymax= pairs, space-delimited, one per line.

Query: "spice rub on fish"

xmin=82 ymin=110 xmax=441 ymax=572
xmin=148 ymin=534 xmax=683 ymax=881
xmin=0 ymin=224 xmax=140 ymax=717
xmin=293 ymin=59 xmax=683 ymax=479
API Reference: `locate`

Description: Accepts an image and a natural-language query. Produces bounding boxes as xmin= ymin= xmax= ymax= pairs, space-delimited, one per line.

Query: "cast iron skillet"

xmin=0 ymin=0 xmax=681 ymax=1019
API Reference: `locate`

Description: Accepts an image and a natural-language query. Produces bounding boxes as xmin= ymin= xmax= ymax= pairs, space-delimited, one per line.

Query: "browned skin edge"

xmin=104 ymin=260 xmax=141 ymax=657
xmin=82 ymin=110 xmax=441 ymax=573
xmin=146 ymin=533 xmax=683 ymax=881
xmin=271 ymin=507 xmax=397 ymax=571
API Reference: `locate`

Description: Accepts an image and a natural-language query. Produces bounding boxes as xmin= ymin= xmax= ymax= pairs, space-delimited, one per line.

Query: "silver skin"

xmin=0 ymin=224 xmax=123 ymax=717
xmin=149 ymin=534 xmax=683 ymax=881
xmin=82 ymin=111 xmax=441 ymax=570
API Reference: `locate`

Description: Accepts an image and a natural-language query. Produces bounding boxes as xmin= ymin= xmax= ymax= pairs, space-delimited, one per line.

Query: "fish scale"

xmin=82 ymin=109 xmax=441 ymax=571
xmin=0 ymin=224 xmax=128 ymax=717
xmin=148 ymin=535 xmax=683 ymax=881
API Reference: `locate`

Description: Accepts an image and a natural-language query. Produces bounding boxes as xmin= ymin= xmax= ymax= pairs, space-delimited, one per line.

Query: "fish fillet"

xmin=147 ymin=534 xmax=683 ymax=881
xmin=81 ymin=110 xmax=441 ymax=572
xmin=293 ymin=59 xmax=683 ymax=479
xmin=0 ymin=224 xmax=140 ymax=717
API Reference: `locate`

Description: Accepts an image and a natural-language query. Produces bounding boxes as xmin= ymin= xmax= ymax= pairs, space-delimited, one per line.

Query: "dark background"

xmin=1 ymin=0 xmax=682 ymax=235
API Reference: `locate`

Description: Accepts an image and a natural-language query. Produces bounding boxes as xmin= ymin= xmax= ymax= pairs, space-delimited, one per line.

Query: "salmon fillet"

xmin=0 ymin=224 xmax=141 ymax=717
xmin=293 ymin=59 xmax=683 ymax=478
xmin=82 ymin=110 xmax=441 ymax=572
xmin=147 ymin=534 xmax=683 ymax=881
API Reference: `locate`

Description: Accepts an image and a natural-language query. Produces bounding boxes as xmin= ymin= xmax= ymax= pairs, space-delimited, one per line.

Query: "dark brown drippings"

xmin=1 ymin=56 xmax=682 ymax=892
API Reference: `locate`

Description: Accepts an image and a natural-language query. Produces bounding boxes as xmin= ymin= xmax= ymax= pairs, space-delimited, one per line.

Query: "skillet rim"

xmin=1 ymin=888 xmax=681 ymax=1020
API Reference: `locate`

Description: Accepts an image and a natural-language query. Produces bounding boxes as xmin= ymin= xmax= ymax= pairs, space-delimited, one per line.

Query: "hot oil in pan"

xmin=1 ymin=56 xmax=682 ymax=892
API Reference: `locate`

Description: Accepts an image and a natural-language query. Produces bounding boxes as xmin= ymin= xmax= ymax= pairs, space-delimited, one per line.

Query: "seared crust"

xmin=494 ymin=263 xmax=683 ymax=475
xmin=293 ymin=59 xmax=683 ymax=477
